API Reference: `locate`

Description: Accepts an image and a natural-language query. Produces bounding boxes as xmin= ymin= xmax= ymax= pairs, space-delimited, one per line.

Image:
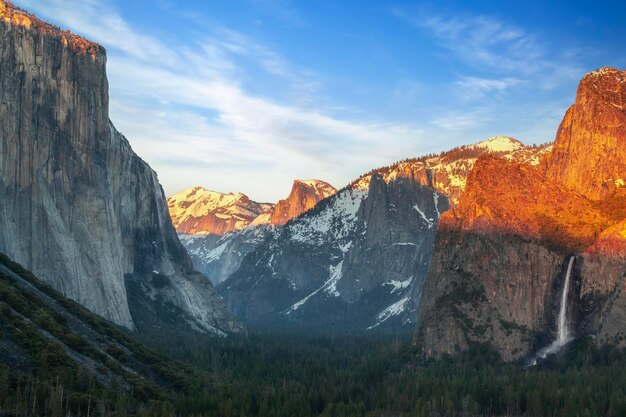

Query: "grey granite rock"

xmin=0 ymin=6 xmax=242 ymax=335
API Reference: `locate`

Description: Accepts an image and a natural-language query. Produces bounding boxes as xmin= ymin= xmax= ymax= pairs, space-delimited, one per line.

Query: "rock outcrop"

xmin=270 ymin=179 xmax=337 ymax=225
xmin=417 ymin=67 xmax=626 ymax=361
xmin=0 ymin=1 xmax=242 ymax=335
xmin=544 ymin=67 xmax=626 ymax=200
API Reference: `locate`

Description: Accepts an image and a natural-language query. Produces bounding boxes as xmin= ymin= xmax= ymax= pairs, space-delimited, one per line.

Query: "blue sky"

xmin=21 ymin=0 xmax=626 ymax=201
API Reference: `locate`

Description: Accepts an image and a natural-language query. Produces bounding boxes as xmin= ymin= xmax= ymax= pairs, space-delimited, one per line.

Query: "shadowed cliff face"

xmin=220 ymin=175 xmax=448 ymax=331
xmin=0 ymin=2 xmax=242 ymax=335
xmin=417 ymin=67 xmax=626 ymax=361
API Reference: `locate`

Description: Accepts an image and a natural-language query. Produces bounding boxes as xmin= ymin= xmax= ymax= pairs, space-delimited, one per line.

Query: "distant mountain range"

xmin=168 ymin=180 xmax=337 ymax=284
xmin=167 ymin=66 xmax=626 ymax=350
xmin=167 ymin=136 xmax=552 ymax=331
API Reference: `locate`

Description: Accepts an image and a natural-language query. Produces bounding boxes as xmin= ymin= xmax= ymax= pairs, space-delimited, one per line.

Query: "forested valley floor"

xmin=2 ymin=325 xmax=626 ymax=417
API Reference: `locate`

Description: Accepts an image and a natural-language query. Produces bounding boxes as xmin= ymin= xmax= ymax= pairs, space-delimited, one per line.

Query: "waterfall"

xmin=527 ymin=256 xmax=576 ymax=366
xmin=556 ymin=256 xmax=575 ymax=344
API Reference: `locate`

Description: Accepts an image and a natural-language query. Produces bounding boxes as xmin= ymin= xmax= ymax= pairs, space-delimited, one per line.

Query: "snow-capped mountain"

xmin=167 ymin=187 xmax=274 ymax=236
xmin=170 ymin=179 xmax=337 ymax=285
xmin=221 ymin=175 xmax=448 ymax=331
xmin=212 ymin=136 xmax=551 ymax=331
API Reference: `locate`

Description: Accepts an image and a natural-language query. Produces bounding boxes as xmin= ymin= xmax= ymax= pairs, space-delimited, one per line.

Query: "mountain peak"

xmin=271 ymin=179 xmax=337 ymax=226
xmin=167 ymin=187 xmax=273 ymax=235
xmin=470 ymin=136 xmax=525 ymax=153
xmin=545 ymin=66 xmax=626 ymax=199
xmin=583 ymin=66 xmax=625 ymax=81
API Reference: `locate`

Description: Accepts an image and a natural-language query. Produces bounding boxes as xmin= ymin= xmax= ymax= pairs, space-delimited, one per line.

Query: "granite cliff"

xmin=0 ymin=1 xmax=242 ymax=335
xmin=270 ymin=179 xmax=337 ymax=225
xmin=417 ymin=67 xmax=626 ymax=361
xmin=220 ymin=175 xmax=448 ymax=331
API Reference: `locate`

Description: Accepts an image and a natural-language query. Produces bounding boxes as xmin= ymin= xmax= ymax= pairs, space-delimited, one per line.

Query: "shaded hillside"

xmin=0 ymin=252 xmax=211 ymax=415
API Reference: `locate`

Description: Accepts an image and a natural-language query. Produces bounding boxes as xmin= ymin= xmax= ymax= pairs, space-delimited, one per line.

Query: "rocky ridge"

xmin=351 ymin=136 xmax=551 ymax=206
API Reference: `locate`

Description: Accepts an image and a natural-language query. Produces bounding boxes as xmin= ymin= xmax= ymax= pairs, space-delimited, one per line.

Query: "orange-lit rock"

xmin=544 ymin=67 xmax=626 ymax=200
xmin=418 ymin=67 xmax=626 ymax=361
xmin=441 ymin=155 xmax=610 ymax=252
xmin=167 ymin=179 xmax=336 ymax=236
xmin=167 ymin=187 xmax=274 ymax=236
xmin=586 ymin=219 xmax=626 ymax=258
xmin=270 ymin=179 xmax=337 ymax=226
xmin=0 ymin=0 xmax=101 ymax=57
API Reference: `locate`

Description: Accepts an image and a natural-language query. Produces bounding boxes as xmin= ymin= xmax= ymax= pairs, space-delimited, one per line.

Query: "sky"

xmin=20 ymin=0 xmax=626 ymax=202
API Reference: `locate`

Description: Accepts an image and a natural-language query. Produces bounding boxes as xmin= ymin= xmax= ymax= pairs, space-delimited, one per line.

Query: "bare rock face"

xmin=270 ymin=179 xmax=337 ymax=226
xmin=219 ymin=174 xmax=448 ymax=331
xmin=444 ymin=156 xmax=610 ymax=253
xmin=417 ymin=228 xmax=567 ymax=361
xmin=417 ymin=68 xmax=626 ymax=361
xmin=0 ymin=2 xmax=242 ymax=335
xmin=544 ymin=67 xmax=626 ymax=200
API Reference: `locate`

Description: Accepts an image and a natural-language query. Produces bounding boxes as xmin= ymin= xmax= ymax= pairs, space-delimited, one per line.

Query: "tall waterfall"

xmin=528 ymin=256 xmax=576 ymax=365
xmin=556 ymin=256 xmax=575 ymax=344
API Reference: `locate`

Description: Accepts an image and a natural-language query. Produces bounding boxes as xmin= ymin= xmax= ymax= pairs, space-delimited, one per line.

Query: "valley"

xmin=1 ymin=0 xmax=625 ymax=416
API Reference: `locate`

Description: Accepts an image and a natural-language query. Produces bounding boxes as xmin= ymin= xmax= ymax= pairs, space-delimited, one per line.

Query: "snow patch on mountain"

xmin=469 ymin=136 xmax=525 ymax=153
xmin=368 ymin=297 xmax=410 ymax=329
xmin=288 ymin=189 xmax=367 ymax=245
xmin=385 ymin=277 xmax=413 ymax=293
xmin=414 ymin=204 xmax=434 ymax=228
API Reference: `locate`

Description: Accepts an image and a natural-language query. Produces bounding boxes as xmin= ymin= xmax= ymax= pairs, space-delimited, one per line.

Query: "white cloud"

xmin=21 ymin=0 xmax=429 ymax=201
xmin=455 ymin=76 xmax=524 ymax=99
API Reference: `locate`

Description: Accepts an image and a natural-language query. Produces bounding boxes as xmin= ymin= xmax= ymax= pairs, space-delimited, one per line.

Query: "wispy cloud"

xmin=430 ymin=110 xmax=490 ymax=131
xmin=392 ymin=7 xmax=585 ymax=144
xmin=455 ymin=76 xmax=524 ymax=99
xmin=23 ymin=0 xmax=427 ymax=200
xmin=418 ymin=15 xmax=543 ymax=73
xmin=394 ymin=8 xmax=584 ymax=89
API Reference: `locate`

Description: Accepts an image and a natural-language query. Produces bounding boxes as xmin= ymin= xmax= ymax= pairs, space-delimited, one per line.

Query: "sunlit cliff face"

xmin=439 ymin=155 xmax=614 ymax=253
xmin=0 ymin=0 xmax=101 ymax=57
xmin=441 ymin=67 xmax=626 ymax=257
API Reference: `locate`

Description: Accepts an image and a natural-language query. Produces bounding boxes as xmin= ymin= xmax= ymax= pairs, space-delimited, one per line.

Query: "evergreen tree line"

xmin=2 ymin=331 xmax=626 ymax=417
